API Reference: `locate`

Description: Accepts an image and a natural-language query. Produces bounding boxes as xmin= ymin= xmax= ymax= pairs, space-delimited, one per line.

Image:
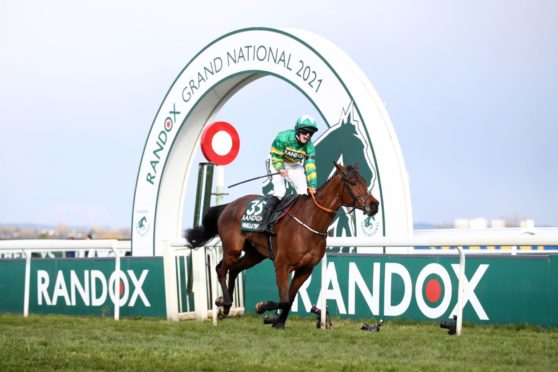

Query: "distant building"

xmin=454 ymin=218 xmax=535 ymax=229
xmin=453 ymin=218 xmax=487 ymax=229
xmin=490 ymin=219 xmax=506 ymax=228
xmin=519 ymin=219 xmax=535 ymax=229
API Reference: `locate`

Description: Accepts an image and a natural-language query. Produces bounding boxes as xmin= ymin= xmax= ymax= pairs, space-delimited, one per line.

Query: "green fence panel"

xmin=245 ymin=254 xmax=558 ymax=327
xmin=0 ymin=259 xmax=26 ymax=313
xmin=0 ymin=257 xmax=166 ymax=318
xmin=550 ymin=255 xmax=558 ymax=325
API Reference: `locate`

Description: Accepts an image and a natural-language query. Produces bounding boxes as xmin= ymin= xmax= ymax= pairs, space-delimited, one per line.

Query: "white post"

xmin=456 ymin=246 xmax=465 ymax=336
xmin=208 ymin=247 xmax=219 ymax=325
xmin=192 ymin=247 xmax=209 ymax=320
xmin=162 ymin=240 xmax=179 ymax=321
xmin=23 ymin=249 xmax=31 ymax=317
xmin=215 ymin=165 xmax=225 ymax=205
xmin=112 ymin=242 xmax=121 ymax=321
xmin=320 ymin=254 xmax=327 ymax=328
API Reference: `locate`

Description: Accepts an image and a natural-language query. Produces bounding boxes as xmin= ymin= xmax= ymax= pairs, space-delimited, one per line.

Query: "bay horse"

xmin=185 ymin=162 xmax=379 ymax=329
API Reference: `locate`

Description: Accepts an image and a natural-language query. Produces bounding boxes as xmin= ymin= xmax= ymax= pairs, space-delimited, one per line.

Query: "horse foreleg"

xmin=255 ymin=300 xmax=280 ymax=314
xmin=255 ymin=300 xmax=285 ymax=328
xmin=254 ymin=262 xmax=289 ymax=312
xmin=273 ymin=266 xmax=314 ymax=329
xmin=255 ymin=264 xmax=293 ymax=329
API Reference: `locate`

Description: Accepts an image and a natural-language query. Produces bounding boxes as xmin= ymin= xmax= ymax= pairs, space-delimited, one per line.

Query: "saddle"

xmin=267 ymin=194 xmax=298 ymax=233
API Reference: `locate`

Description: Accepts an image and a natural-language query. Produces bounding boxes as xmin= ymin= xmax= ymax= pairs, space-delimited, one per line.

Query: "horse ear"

xmin=333 ymin=161 xmax=347 ymax=173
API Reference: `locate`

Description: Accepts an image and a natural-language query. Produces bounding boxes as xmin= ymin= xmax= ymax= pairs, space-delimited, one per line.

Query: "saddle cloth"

xmin=240 ymin=194 xmax=297 ymax=233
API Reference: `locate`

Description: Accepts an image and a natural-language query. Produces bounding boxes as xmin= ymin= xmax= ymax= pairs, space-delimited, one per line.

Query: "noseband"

xmin=341 ymin=171 xmax=373 ymax=214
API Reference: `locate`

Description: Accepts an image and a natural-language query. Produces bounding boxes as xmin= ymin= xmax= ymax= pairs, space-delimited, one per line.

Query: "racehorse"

xmin=185 ymin=162 xmax=379 ymax=329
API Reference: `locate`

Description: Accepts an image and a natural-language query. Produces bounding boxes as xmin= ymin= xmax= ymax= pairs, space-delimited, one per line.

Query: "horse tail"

xmin=185 ymin=204 xmax=228 ymax=248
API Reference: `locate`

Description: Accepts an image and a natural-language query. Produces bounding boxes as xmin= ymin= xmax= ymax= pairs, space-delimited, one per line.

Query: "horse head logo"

xmin=314 ymin=105 xmax=375 ymax=187
xmin=314 ymin=104 xmax=378 ymax=251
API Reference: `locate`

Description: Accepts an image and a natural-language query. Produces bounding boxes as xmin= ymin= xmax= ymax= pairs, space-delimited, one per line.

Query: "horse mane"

xmin=316 ymin=165 xmax=355 ymax=192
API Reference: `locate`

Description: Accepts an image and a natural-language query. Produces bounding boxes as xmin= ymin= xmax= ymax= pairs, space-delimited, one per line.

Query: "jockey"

xmin=267 ymin=115 xmax=318 ymax=199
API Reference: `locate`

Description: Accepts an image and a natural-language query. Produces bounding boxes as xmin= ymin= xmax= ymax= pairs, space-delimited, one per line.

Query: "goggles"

xmin=299 ymin=129 xmax=314 ymax=137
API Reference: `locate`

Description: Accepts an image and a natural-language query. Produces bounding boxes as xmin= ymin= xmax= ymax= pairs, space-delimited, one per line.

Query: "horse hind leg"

xmin=214 ymin=240 xmax=246 ymax=318
xmin=213 ymin=257 xmax=233 ymax=319
xmin=215 ymin=243 xmax=265 ymax=320
xmin=226 ymin=243 xmax=265 ymax=304
xmin=213 ymin=260 xmax=226 ymax=305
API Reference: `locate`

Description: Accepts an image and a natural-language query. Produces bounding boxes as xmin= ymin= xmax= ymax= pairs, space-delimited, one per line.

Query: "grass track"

xmin=1 ymin=313 xmax=557 ymax=371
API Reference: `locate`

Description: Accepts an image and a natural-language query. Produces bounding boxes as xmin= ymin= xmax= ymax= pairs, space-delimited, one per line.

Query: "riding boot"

xmin=267 ymin=234 xmax=275 ymax=260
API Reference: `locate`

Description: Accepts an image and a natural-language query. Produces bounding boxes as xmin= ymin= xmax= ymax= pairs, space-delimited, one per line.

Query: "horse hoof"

xmin=263 ymin=316 xmax=275 ymax=325
xmin=215 ymin=296 xmax=225 ymax=307
xmin=255 ymin=301 xmax=267 ymax=314
xmin=272 ymin=322 xmax=285 ymax=330
xmin=218 ymin=308 xmax=227 ymax=320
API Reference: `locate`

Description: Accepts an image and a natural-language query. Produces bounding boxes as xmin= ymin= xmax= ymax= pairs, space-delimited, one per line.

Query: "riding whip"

xmin=228 ymin=172 xmax=280 ymax=188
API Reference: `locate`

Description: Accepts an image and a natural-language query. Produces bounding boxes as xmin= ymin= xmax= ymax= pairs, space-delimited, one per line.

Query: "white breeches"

xmin=269 ymin=158 xmax=307 ymax=198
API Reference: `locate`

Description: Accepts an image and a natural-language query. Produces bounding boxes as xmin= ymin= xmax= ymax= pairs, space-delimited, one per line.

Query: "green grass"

xmin=1 ymin=313 xmax=557 ymax=371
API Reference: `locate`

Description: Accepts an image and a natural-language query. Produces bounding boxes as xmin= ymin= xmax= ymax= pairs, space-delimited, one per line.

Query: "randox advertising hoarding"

xmin=2 ymin=254 xmax=556 ymax=326
xmin=245 ymin=254 xmax=558 ymax=327
xmin=0 ymin=258 xmax=166 ymax=317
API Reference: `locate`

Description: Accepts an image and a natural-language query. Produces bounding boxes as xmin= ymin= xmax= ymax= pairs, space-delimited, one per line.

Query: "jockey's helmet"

xmin=294 ymin=115 xmax=318 ymax=134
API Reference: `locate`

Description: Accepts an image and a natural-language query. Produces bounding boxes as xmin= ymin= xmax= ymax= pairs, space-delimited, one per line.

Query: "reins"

xmin=310 ymin=190 xmax=336 ymax=214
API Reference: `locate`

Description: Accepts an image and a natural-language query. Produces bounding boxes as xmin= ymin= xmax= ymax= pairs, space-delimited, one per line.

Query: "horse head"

xmin=334 ymin=162 xmax=379 ymax=216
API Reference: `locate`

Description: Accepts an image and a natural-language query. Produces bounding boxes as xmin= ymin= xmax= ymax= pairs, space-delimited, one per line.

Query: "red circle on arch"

xmin=200 ymin=121 xmax=240 ymax=165
xmin=425 ymin=278 xmax=442 ymax=303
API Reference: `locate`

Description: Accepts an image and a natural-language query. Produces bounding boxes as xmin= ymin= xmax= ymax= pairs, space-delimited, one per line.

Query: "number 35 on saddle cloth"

xmin=240 ymin=194 xmax=297 ymax=234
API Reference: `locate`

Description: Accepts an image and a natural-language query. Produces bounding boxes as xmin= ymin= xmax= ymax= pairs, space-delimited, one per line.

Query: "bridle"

xmin=309 ymin=169 xmax=372 ymax=215
xmin=294 ymin=168 xmax=374 ymax=236
xmin=339 ymin=170 xmax=373 ymax=215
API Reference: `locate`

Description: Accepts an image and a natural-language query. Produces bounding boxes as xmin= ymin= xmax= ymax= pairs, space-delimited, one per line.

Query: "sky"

xmin=1 ymin=0 xmax=557 ymax=229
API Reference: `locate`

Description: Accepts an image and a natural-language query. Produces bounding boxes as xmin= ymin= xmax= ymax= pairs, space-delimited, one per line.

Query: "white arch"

xmin=132 ymin=27 xmax=412 ymax=256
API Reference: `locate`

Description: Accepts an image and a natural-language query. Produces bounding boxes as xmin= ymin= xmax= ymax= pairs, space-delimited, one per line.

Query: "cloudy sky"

xmin=1 ymin=0 xmax=557 ymax=229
